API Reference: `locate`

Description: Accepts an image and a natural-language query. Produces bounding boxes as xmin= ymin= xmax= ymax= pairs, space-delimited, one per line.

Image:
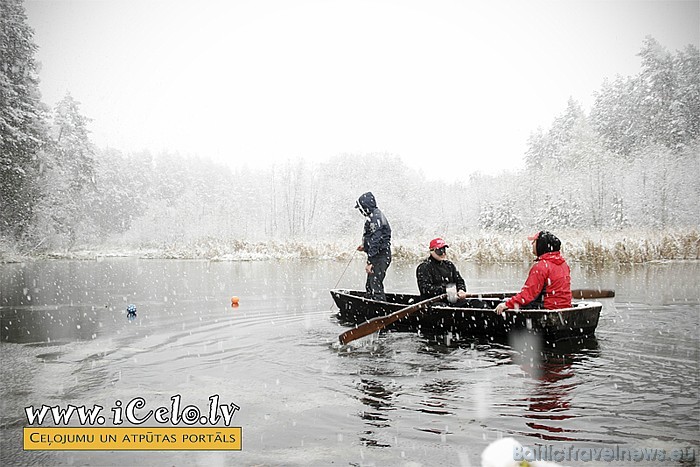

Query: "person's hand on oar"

xmin=494 ymin=302 xmax=508 ymax=315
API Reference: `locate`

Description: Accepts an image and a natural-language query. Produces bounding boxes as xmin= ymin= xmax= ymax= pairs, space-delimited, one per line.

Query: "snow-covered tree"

xmin=534 ymin=194 xmax=584 ymax=230
xmin=478 ymin=200 xmax=522 ymax=233
xmin=609 ymin=193 xmax=630 ymax=229
xmin=32 ymin=94 xmax=96 ymax=249
xmin=590 ymin=75 xmax=643 ymax=158
xmin=673 ymin=44 xmax=700 ymax=146
xmin=0 ymin=0 xmax=48 ymax=240
xmin=592 ymin=37 xmax=700 ymax=157
xmin=269 ymin=159 xmax=319 ymax=238
xmin=525 ymin=98 xmax=587 ymax=172
xmin=638 ymin=36 xmax=679 ymax=150
xmin=88 ymin=148 xmax=152 ymax=239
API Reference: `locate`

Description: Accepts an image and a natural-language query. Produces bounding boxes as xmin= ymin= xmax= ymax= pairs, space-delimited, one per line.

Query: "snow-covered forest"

xmin=1 ymin=0 xmax=698 ymax=263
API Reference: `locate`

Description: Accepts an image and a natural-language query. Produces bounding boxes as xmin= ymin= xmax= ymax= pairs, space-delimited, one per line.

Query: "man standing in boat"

xmin=355 ymin=192 xmax=392 ymax=301
xmin=416 ymin=237 xmax=469 ymax=306
xmin=495 ymin=231 xmax=572 ymax=314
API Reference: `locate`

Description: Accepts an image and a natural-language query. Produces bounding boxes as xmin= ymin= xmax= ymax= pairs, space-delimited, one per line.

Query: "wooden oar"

xmin=338 ymin=294 xmax=447 ymax=345
xmin=571 ymin=289 xmax=615 ymax=299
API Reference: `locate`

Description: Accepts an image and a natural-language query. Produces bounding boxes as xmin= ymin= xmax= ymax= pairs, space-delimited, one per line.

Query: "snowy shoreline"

xmin=2 ymin=229 xmax=698 ymax=265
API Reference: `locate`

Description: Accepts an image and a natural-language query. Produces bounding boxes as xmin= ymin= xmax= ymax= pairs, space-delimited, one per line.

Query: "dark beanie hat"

xmin=535 ymin=230 xmax=561 ymax=257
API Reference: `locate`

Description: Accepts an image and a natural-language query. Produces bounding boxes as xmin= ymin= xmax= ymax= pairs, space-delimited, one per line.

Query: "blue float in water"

xmin=126 ymin=304 xmax=137 ymax=315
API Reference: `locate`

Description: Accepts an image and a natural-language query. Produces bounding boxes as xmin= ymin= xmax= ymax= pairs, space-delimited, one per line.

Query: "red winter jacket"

xmin=505 ymin=252 xmax=572 ymax=310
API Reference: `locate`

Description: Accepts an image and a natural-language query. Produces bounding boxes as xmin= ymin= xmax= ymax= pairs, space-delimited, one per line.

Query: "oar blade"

xmin=338 ymin=316 xmax=388 ymax=344
xmin=572 ymin=289 xmax=615 ymax=299
xmin=338 ymin=294 xmax=446 ymax=345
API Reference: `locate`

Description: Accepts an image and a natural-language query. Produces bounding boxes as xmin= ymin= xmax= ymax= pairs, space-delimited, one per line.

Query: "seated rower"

xmin=416 ymin=237 xmax=469 ymax=306
xmin=495 ymin=231 xmax=572 ymax=314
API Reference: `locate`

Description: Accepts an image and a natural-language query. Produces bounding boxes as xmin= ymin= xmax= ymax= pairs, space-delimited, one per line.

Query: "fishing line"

xmin=329 ymin=250 xmax=358 ymax=311
xmin=333 ymin=249 xmax=357 ymax=290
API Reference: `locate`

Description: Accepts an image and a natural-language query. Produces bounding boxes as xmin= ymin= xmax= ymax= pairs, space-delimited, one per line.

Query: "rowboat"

xmin=331 ymin=289 xmax=604 ymax=342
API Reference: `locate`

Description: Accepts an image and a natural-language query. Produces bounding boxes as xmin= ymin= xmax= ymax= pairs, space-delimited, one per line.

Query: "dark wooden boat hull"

xmin=331 ymin=289 xmax=602 ymax=341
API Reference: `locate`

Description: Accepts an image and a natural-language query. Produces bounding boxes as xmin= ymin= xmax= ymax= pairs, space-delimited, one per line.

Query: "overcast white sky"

xmin=25 ymin=0 xmax=699 ymax=181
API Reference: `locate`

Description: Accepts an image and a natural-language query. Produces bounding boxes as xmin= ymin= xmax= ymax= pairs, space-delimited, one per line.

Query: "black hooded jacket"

xmin=356 ymin=192 xmax=391 ymax=261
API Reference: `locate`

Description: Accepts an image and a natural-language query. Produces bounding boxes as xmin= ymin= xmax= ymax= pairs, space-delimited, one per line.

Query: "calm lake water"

xmin=1 ymin=258 xmax=698 ymax=466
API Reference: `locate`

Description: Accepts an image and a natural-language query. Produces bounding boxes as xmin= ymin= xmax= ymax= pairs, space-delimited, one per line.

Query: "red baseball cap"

xmin=429 ymin=238 xmax=448 ymax=249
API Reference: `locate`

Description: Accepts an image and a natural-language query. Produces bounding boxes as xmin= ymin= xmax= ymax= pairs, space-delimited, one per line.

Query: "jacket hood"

xmin=538 ymin=251 xmax=566 ymax=265
xmin=355 ymin=192 xmax=377 ymax=216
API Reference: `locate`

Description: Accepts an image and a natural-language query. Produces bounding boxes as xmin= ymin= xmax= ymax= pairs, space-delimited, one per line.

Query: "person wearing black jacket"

xmin=416 ymin=237 xmax=468 ymax=305
xmin=355 ymin=192 xmax=392 ymax=301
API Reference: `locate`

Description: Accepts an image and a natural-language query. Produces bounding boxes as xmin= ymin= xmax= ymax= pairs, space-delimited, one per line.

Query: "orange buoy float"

xmin=231 ymin=296 xmax=239 ymax=307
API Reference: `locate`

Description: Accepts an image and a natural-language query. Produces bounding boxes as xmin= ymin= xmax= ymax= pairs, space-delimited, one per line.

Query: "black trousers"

xmin=365 ymin=253 xmax=391 ymax=301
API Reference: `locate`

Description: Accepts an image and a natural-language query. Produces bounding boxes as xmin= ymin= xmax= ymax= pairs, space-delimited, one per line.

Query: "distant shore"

xmin=2 ymin=229 xmax=698 ymax=265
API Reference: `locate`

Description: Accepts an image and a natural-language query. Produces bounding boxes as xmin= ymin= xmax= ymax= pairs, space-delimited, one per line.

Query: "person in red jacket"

xmin=495 ymin=231 xmax=572 ymax=314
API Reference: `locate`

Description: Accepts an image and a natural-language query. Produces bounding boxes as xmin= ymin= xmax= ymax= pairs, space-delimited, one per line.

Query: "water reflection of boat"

xmin=513 ymin=335 xmax=600 ymax=442
xmin=356 ymin=378 xmax=396 ymax=447
xmin=331 ymin=289 xmax=602 ymax=342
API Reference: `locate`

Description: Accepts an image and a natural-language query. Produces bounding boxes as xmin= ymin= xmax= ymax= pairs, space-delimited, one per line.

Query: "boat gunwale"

xmin=330 ymin=288 xmax=603 ymax=341
xmin=330 ymin=288 xmax=602 ymax=313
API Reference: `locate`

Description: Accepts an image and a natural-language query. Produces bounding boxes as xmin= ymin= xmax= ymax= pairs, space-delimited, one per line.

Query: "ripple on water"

xmin=2 ymin=260 xmax=699 ymax=467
